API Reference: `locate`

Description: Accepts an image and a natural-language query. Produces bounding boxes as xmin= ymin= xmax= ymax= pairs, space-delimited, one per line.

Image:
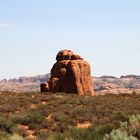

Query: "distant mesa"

xmin=100 ymin=76 xmax=118 ymax=79
xmin=120 ymin=75 xmax=140 ymax=79
xmin=40 ymin=50 xmax=95 ymax=96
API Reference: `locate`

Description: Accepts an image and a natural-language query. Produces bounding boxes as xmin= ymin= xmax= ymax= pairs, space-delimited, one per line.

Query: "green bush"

xmin=92 ymin=124 xmax=115 ymax=140
xmin=103 ymin=114 xmax=140 ymax=140
xmin=65 ymin=127 xmax=91 ymax=140
xmin=35 ymin=130 xmax=49 ymax=140
xmin=103 ymin=129 xmax=138 ymax=140
xmin=48 ymin=124 xmax=114 ymax=140
xmin=128 ymin=114 xmax=140 ymax=139
xmin=48 ymin=132 xmax=65 ymax=140
xmin=0 ymin=116 xmax=15 ymax=133
xmin=129 ymin=114 xmax=140 ymax=128
xmin=53 ymin=112 xmax=70 ymax=123
xmin=16 ymin=112 xmax=45 ymax=125
xmin=113 ymin=111 xmax=128 ymax=122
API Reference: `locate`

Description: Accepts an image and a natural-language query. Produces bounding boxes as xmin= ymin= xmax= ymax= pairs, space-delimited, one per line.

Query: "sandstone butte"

xmin=40 ymin=50 xmax=95 ymax=96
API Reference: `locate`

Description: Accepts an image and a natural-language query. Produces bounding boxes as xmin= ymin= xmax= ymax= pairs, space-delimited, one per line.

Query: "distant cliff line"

xmin=1 ymin=74 xmax=140 ymax=83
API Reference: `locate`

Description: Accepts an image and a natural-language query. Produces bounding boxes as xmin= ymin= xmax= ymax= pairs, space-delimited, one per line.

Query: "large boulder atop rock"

xmin=40 ymin=50 xmax=95 ymax=96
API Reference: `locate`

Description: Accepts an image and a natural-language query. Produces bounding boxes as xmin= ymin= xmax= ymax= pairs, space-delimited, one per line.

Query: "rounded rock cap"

xmin=56 ymin=50 xmax=74 ymax=61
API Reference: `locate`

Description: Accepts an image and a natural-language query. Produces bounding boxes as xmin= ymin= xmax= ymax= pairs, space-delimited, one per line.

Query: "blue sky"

xmin=0 ymin=0 xmax=140 ymax=79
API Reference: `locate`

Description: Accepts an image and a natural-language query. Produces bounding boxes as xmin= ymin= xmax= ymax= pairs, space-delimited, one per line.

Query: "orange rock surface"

xmin=40 ymin=50 xmax=95 ymax=96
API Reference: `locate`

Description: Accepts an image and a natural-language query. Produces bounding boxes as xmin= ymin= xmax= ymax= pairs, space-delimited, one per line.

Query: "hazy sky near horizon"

xmin=0 ymin=0 xmax=140 ymax=80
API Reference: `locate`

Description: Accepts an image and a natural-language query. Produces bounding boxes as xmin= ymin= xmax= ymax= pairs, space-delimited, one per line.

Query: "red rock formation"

xmin=40 ymin=50 xmax=95 ymax=96
xmin=71 ymin=54 xmax=83 ymax=60
xmin=40 ymin=82 xmax=49 ymax=92
xmin=56 ymin=50 xmax=73 ymax=61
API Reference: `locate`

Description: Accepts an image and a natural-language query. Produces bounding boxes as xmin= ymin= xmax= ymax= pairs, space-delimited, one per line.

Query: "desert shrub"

xmin=36 ymin=104 xmax=50 ymax=116
xmin=104 ymin=114 xmax=140 ymax=140
xmin=65 ymin=127 xmax=92 ymax=140
xmin=103 ymin=129 xmax=138 ymax=140
xmin=0 ymin=92 xmax=140 ymax=139
xmin=113 ymin=111 xmax=128 ymax=122
xmin=52 ymin=112 xmax=74 ymax=131
xmin=129 ymin=114 xmax=140 ymax=128
xmin=14 ymin=112 xmax=46 ymax=130
xmin=9 ymin=134 xmax=25 ymax=140
xmin=35 ymin=130 xmax=49 ymax=140
xmin=69 ymin=106 xmax=90 ymax=121
xmin=0 ymin=116 xmax=15 ymax=133
xmin=92 ymin=124 xmax=115 ymax=140
xmin=13 ymin=127 xmax=28 ymax=137
xmin=128 ymin=114 xmax=140 ymax=139
xmin=63 ymin=97 xmax=80 ymax=105
xmin=120 ymin=121 xmax=137 ymax=136
xmin=48 ymin=124 xmax=114 ymax=140
xmin=53 ymin=112 xmax=69 ymax=122
xmin=16 ymin=112 xmax=45 ymax=125
xmin=0 ymin=104 xmax=17 ymax=113
xmin=48 ymin=127 xmax=100 ymax=140
xmin=0 ymin=131 xmax=10 ymax=140
xmin=0 ymin=132 xmax=25 ymax=140
xmin=59 ymin=124 xmax=68 ymax=133
xmin=48 ymin=132 xmax=65 ymax=140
